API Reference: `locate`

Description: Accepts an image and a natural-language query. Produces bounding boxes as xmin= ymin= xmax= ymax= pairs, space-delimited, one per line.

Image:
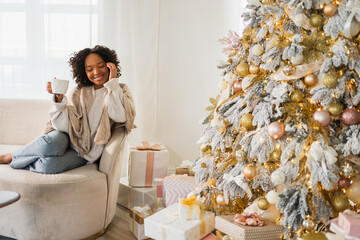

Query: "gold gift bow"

xmin=131 ymin=142 xmax=165 ymax=186
xmin=180 ymin=195 xmax=206 ymax=235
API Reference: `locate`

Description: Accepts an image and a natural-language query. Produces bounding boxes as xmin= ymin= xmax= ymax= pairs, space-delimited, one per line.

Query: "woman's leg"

xmin=10 ymin=131 xmax=69 ymax=169
xmin=26 ymin=149 xmax=88 ymax=174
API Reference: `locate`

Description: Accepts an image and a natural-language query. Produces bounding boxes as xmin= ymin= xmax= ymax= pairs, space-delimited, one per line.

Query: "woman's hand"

xmin=46 ymin=82 xmax=63 ymax=103
xmin=106 ymin=62 xmax=117 ymax=80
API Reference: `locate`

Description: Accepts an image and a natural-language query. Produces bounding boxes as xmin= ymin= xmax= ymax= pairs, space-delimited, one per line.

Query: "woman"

xmin=0 ymin=45 xmax=136 ymax=174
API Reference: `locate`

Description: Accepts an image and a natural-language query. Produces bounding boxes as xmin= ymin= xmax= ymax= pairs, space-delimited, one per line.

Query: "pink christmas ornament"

xmin=233 ymin=80 xmax=242 ymax=92
xmin=341 ymin=108 xmax=360 ymax=126
xmin=313 ymin=110 xmax=331 ymax=127
xmin=267 ymin=122 xmax=285 ymax=139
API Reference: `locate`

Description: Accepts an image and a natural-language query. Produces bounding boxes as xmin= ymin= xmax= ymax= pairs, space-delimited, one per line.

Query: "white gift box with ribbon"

xmin=129 ymin=204 xmax=154 ymax=240
xmin=128 ymin=142 xmax=169 ymax=187
xmin=144 ymin=203 xmax=215 ymax=240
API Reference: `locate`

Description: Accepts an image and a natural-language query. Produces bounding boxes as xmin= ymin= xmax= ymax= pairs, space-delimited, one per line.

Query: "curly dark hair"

xmin=69 ymin=45 xmax=121 ymax=88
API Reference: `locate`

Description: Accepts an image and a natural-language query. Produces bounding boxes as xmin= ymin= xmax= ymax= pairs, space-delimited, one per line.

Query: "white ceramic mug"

xmin=51 ymin=78 xmax=69 ymax=95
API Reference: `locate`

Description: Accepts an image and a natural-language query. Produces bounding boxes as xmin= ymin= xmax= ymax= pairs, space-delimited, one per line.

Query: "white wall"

xmin=99 ymin=0 xmax=246 ymax=174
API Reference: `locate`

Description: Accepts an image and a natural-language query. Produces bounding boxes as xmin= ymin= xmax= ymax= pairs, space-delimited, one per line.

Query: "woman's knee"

xmin=41 ymin=131 xmax=69 ymax=156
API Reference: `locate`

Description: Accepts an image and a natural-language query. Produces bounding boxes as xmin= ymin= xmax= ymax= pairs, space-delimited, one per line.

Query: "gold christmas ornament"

xmin=201 ymin=162 xmax=207 ymax=168
xmin=302 ymin=218 xmax=315 ymax=231
xmin=257 ymin=197 xmax=270 ymax=210
xmin=236 ymin=63 xmax=250 ymax=77
xmin=310 ymin=14 xmax=323 ymax=28
xmin=240 ymin=113 xmax=254 ymax=131
xmin=328 ymin=103 xmax=343 ymax=116
xmin=304 ymin=73 xmax=318 ymax=86
xmin=345 ymin=178 xmax=360 ymax=204
xmin=323 ymin=73 xmax=338 ymax=88
xmin=243 ymin=165 xmax=257 ymax=179
xmin=323 ymin=3 xmax=338 ymax=17
xmin=282 ymin=65 xmax=296 ymax=76
xmin=270 ymin=150 xmax=281 ymax=162
xmin=290 ymin=90 xmax=304 ymax=103
xmin=331 ymin=195 xmax=349 ymax=212
xmin=249 ymin=64 xmax=260 ymax=74
xmin=216 ymin=194 xmax=227 ymax=205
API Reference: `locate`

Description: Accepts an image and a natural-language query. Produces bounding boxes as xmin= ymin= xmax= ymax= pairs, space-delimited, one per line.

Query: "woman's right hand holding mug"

xmin=46 ymin=82 xmax=63 ymax=103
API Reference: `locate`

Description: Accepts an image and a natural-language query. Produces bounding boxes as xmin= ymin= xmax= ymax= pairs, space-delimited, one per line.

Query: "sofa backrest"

xmin=0 ymin=98 xmax=51 ymax=145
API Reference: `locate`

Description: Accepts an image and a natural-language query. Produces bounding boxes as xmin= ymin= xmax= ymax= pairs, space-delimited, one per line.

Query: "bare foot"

xmin=0 ymin=153 xmax=12 ymax=164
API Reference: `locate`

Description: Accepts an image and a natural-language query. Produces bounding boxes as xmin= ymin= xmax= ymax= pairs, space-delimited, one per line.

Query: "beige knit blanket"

xmin=45 ymin=83 xmax=136 ymax=156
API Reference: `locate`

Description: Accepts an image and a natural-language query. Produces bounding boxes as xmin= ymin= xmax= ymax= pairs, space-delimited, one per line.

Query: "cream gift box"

xmin=144 ymin=203 xmax=215 ymax=240
xmin=128 ymin=142 xmax=169 ymax=187
xmin=117 ymin=177 xmax=157 ymax=210
xmin=215 ymin=215 xmax=283 ymax=240
xmin=129 ymin=205 xmax=154 ymax=240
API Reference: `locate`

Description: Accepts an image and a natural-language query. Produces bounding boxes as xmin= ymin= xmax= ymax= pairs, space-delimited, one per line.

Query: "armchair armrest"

xmin=99 ymin=127 xmax=127 ymax=228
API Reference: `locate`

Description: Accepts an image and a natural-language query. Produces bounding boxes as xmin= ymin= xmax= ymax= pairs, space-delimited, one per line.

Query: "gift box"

xmin=338 ymin=210 xmax=360 ymax=237
xmin=162 ymin=175 xmax=200 ymax=207
xmin=144 ymin=203 xmax=215 ymax=240
xmin=117 ymin=177 xmax=157 ymax=210
xmin=330 ymin=219 xmax=360 ymax=239
xmin=128 ymin=142 xmax=169 ymax=187
xmin=202 ymin=233 xmax=216 ymax=240
xmin=129 ymin=205 xmax=154 ymax=240
xmin=215 ymin=215 xmax=283 ymax=240
xmin=176 ymin=160 xmax=195 ymax=176
xmin=179 ymin=195 xmax=204 ymax=220
xmin=216 ymin=230 xmax=233 ymax=240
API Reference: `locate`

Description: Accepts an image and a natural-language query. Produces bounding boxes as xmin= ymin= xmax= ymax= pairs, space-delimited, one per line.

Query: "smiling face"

xmin=84 ymin=53 xmax=109 ymax=89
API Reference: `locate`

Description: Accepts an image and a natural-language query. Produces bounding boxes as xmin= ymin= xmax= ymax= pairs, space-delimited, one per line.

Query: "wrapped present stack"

xmin=129 ymin=204 xmax=154 ymax=240
xmin=144 ymin=195 xmax=215 ymax=240
xmin=118 ymin=142 xmax=169 ymax=210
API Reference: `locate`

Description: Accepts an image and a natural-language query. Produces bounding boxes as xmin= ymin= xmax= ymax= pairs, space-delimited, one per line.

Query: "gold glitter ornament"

xmin=243 ymin=165 xmax=256 ymax=179
xmin=282 ymin=65 xmax=296 ymax=76
xmin=290 ymin=90 xmax=304 ymax=103
xmin=240 ymin=113 xmax=254 ymax=130
xmin=323 ymin=73 xmax=338 ymax=88
xmin=331 ymin=195 xmax=349 ymax=212
xmin=328 ymin=102 xmax=343 ymax=116
xmin=302 ymin=31 xmax=334 ymax=63
xmin=236 ymin=63 xmax=250 ymax=77
xmin=304 ymin=73 xmax=318 ymax=86
xmin=310 ymin=14 xmax=323 ymax=28
xmin=257 ymin=197 xmax=270 ymax=210
xmin=323 ymin=3 xmax=338 ymax=17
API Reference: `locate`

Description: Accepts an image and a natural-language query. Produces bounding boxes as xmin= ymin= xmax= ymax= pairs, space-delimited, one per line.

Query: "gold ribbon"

xmin=180 ymin=195 xmax=206 ymax=234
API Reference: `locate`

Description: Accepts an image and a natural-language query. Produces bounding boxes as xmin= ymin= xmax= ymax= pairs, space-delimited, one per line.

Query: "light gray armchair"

xmin=0 ymin=98 xmax=127 ymax=240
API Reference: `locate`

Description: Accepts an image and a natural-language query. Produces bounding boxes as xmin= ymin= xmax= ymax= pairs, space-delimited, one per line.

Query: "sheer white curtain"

xmin=0 ymin=0 xmax=97 ymax=99
xmin=98 ymin=0 xmax=246 ymax=174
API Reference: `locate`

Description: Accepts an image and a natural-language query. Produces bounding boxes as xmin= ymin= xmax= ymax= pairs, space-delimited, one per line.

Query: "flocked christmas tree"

xmin=193 ymin=0 xmax=360 ymax=238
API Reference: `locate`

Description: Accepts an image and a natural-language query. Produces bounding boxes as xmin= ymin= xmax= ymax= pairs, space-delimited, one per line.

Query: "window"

xmin=0 ymin=0 xmax=97 ymax=99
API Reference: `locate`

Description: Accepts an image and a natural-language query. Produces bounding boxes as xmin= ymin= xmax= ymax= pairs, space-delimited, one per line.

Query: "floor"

xmin=0 ymin=204 xmax=137 ymax=240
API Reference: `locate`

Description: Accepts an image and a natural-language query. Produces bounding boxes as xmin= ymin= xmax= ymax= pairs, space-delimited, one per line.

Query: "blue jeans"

xmin=10 ymin=131 xmax=87 ymax=174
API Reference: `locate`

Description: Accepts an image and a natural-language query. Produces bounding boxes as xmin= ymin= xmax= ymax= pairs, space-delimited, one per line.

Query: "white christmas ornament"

xmin=343 ymin=0 xmax=360 ymax=38
xmin=211 ymin=118 xmax=221 ymax=127
xmin=252 ymin=44 xmax=264 ymax=56
xmin=290 ymin=54 xmax=304 ymax=65
xmin=266 ymin=190 xmax=280 ymax=204
xmin=217 ymin=80 xmax=228 ymax=91
xmin=294 ymin=14 xmax=309 ymax=27
xmin=271 ymin=170 xmax=285 ymax=185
